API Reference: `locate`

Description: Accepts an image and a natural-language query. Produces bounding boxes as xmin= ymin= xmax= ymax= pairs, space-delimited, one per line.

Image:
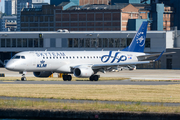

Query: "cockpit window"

xmin=13 ymin=56 xmax=20 ymax=59
xmin=21 ymin=56 xmax=25 ymax=59
xmin=12 ymin=56 xmax=25 ymax=59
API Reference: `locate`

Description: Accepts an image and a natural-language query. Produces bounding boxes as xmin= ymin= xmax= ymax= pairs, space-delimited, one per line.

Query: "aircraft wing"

xmin=92 ymin=61 xmax=150 ymax=69
xmin=137 ymin=52 xmax=175 ymax=60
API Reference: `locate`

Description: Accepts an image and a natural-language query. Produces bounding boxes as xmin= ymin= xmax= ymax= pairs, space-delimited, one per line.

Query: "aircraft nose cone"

xmin=5 ymin=63 xmax=14 ymax=70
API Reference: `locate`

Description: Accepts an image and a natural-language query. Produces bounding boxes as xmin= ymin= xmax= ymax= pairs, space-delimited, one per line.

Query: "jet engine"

xmin=73 ymin=67 xmax=94 ymax=78
xmin=33 ymin=71 xmax=53 ymax=78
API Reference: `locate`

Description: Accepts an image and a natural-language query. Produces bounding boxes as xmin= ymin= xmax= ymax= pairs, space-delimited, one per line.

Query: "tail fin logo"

xmin=136 ymin=32 xmax=145 ymax=47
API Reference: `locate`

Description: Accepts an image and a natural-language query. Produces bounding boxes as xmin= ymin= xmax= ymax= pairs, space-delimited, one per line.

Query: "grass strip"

xmin=1 ymin=84 xmax=180 ymax=103
xmin=0 ymin=99 xmax=180 ymax=113
xmin=0 ymin=77 xmax=128 ymax=81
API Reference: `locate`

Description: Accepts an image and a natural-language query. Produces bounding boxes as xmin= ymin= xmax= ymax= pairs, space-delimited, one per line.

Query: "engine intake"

xmin=33 ymin=71 xmax=53 ymax=78
xmin=74 ymin=67 xmax=94 ymax=78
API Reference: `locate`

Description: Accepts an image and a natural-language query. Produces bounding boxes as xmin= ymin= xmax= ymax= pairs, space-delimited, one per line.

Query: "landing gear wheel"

xmin=63 ymin=75 xmax=67 ymax=81
xmin=89 ymin=76 xmax=94 ymax=81
xmin=21 ymin=77 xmax=26 ymax=81
xmin=63 ymin=75 xmax=72 ymax=81
xmin=89 ymin=75 xmax=100 ymax=81
xmin=94 ymin=75 xmax=99 ymax=81
xmin=68 ymin=75 xmax=72 ymax=81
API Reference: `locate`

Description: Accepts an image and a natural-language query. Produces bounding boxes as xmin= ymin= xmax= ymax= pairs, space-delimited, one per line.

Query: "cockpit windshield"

xmin=12 ymin=56 xmax=25 ymax=59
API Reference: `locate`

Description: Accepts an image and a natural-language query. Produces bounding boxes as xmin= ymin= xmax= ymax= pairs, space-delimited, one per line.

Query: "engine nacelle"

xmin=33 ymin=71 xmax=53 ymax=78
xmin=73 ymin=67 xmax=94 ymax=78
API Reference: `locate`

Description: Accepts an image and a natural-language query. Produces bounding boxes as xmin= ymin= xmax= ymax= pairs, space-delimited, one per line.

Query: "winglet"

xmin=153 ymin=51 xmax=164 ymax=62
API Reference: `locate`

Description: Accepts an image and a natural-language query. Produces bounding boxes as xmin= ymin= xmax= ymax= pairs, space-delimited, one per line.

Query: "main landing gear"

xmin=63 ymin=75 xmax=72 ymax=81
xmin=89 ymin=75 xmax=100 ymax=81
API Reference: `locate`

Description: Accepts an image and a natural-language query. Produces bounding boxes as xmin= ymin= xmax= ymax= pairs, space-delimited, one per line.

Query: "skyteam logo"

xmin=101 ymin=51 xmax=127 ymax=63
xmin=37 ymin=60 xmax=47 ymax=68
xmin=136 ymin=32 xmax=145 ymax=47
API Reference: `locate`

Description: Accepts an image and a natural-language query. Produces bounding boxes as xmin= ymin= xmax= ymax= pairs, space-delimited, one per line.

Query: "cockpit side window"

xmin=21 ymin=56 xmax=25 ymax=59
xmin=13 ymin=56 xmax=20 ymax=59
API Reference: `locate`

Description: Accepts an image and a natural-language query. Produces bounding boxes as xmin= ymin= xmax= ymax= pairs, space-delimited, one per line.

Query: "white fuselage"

xmin=6 ymin=51 xmax=146 ymax=73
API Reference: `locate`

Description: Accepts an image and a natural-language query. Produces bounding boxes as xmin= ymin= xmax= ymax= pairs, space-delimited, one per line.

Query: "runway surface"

xmin=1 ymin=80 xmax=180 ymax=85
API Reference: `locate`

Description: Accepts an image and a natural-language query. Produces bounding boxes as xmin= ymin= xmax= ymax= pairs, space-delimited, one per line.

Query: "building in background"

xmin=32 ymin=3 xmax=49 ymax=8
xmin=1 ymin=16 xmax=17 ymax=31
xmin=5 ymin=0 xmax=12 ymax=15
xmin=5 ymin=0 xmax=17 ymax=15
xmin=21 ymin=5 xmax=54 ymax=31
xmin=50 ymin=0 xmax=111 ymax=10
xmin=17 ymin=0 xmax=32 ymax=31
xmin=32 ymin=0 xmax=44 ymax=3
xmin=21 ymin=4 xmax=150 ymax=31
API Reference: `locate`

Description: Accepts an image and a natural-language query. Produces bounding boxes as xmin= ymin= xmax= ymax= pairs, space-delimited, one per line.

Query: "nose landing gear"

xmin=20 ymin=71 xmax=27 ymax=81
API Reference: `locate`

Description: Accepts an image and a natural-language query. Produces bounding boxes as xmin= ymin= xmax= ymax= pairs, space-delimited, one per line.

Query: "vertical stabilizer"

xmin=122 ymin=21 xmax=148 ymax=52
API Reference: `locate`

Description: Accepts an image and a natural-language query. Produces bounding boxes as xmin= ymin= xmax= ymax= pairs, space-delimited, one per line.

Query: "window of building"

xmin=62 ymin=23 xmax=69 ymax=26
xmin=87 ymin=14 xmax=94 ymax=21
xmin=97 ymin=38 xmax=102 ymax=48
xmin=145 ymin=38 xmax=151 ymax=48
xmin=114 ymin=38 xmax=120 ymax=48
xmin=68 ymin=38 xmax=73 ymax=47
xmin=87 ymin=22 xmax=94 ymax=26
xmin=96 ymin=13 xmax=103 ymax=21
xmin=17 ymin=39 xmax=22 ymax=47
xmin=109 ymin=38 xmax=114 ymax=48
xmin=50 ymin=38 xmax=56 ymax=47
xmin=120 ymin=38 xmax=126 ymax=48
xmin=103 ymin=38 xmax=108 ymax=48
xmin=127 ymin=38 xmax=132 ymax=46
xmin=85 ymin=38 xmax=90 ymax=47
xmin=40 ymin=39 xmax=43 ymax=47
xmin=104 ymin=22 xmax=111 ymax=26
xmin=35 ymin=16 xmax=38 ymax=22
xmin=30 ymin=16 xmax=33 ymax=22
xmin=79 ymin=14 xmax=86 ymax=21
xmin=45 ymin=16 xmax=49 ymax=21
xmin=91 ymin=38 xmax=96 ymax=48
xmin=79 ymin=38 xmax=84 ymax=48
xmin=6 ymin=39 xmax=11 ymax=47
xmin=71 ymin=14 xmax=78 ymax=21
xmin=23 ymin=39 xmax=27 ymax=47
xmin=50 ymin=23 xmax=54 ymax=27
xmin=28 ymin=39 xmax=33 ymax=47
xmin=40 ymin=16 xmax=43 ymax=22
xmin=74 ymin=38 xmax=78 ymax=47
xmin=34 ymin=38 xmax=38 ymax=47
xmin=62 ymin=14 xmax=69 ymax=21
xmin=50 ymin=16 xmax=54 ymax=21
xmin=113 ymin=13 xmax=120 ymax=20
xmin=79 ymin=22 xmax=86 ymax=26
xmin=104 ymin=13 xmax=111 ymax=21
xmin=56 ymin=14 xmax=61 ymax=21
xmin=71 ymin=23 xmax=78 ymax=26
xmin=12 ymin=39 xmax=16 ymax=47
xmin=95 ymin=22 xmax=103 ymax=26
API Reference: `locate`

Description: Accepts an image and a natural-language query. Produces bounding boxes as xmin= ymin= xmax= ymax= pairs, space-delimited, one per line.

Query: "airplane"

xmin=5 ymin=21 xmax=169 ymax=81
